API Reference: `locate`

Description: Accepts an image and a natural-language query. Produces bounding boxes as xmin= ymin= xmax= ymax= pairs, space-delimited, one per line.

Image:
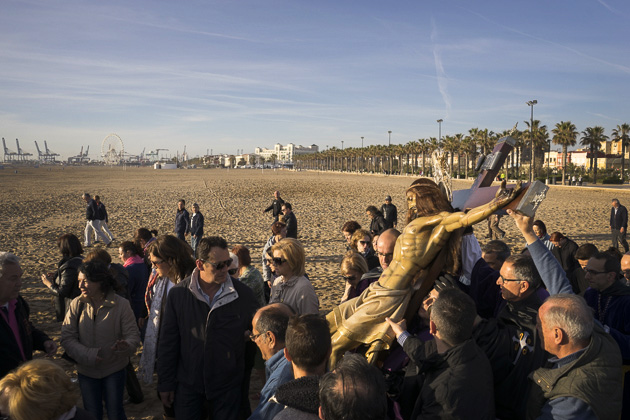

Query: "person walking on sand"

xmin=611 ymin=199 xmax=629 ymax=253
xmin=94 ymin=195 xmax=115 ymax=243
xmin=190 ymin=203 xmax=204 ymax=254
xmin=264 ymin=190 xmax=285 ymax=222
xmin=281 ymin=202 xmax=298 ymax=239
xmin=82 ymin=193 xmax=110 ymax=248
xmin=174 ymin=199 xmax=190 ymax=241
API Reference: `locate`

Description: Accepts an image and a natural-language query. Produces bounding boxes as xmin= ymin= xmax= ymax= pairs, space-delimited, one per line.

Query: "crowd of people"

xmin=1 ymin=187 xmax=630 ymax=420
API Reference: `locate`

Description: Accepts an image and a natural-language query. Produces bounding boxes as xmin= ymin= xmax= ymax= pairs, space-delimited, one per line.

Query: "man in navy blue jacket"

xmin=174 ymin=199 xmax=190 ymax=241
xmin=610 ymin=198 xmax=629 ymax=252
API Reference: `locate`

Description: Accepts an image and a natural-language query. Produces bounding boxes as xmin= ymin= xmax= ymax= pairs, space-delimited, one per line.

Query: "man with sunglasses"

xmin=157 ymin=236 xmax=258 ymax=420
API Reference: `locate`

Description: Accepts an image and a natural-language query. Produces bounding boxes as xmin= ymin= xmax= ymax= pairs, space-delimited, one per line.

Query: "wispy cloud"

xmin=430 ymin=17 xmax=451 ymax=117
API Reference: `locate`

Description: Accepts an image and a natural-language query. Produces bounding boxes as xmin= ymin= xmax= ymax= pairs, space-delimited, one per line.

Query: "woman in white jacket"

xmin=61 ymin=261 xmax=140 ymax=420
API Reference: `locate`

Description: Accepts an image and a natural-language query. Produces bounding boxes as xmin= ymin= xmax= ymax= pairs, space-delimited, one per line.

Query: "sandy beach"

xmin=0 ymin=166 xmax=627 ymax=419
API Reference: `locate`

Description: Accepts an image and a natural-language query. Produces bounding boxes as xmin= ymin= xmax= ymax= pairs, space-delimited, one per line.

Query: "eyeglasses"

xmin=498 ymin=275 xmax=521 ymax=283
xmin=343 ymin=275 xmax=357 ymax=282
xmin=584 ymin=269 xmax=608 ymax=276
xmin=151 ymin=259 xmax=165 ymax=267
xmin=269 ymin=257 xmax=287 ymax=266
xmin=376 ymin=251 xmax=394 ymax=259
xmin=358 ymin=241 xmax=371 ymax=246
xmin=249 ymin=331 xmax=265 ymax=341
xmin=200 ymin=258 xmax=233 ymax=270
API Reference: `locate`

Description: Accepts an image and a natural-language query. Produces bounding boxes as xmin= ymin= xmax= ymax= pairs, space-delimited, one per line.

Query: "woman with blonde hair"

xmin=138 ymin=235 xmax=195 ymax=420
xmin=0 ymin=359 xmax=95 ymax=420
xmin=339 ymin=251 xmax=371 ymax=303
xmin=268 ymin=238 xmax=319 ymax=314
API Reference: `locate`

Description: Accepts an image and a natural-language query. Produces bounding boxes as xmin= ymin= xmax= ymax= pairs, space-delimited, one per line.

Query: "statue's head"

xmin=406 ymin=178 xmax=453 ymax=224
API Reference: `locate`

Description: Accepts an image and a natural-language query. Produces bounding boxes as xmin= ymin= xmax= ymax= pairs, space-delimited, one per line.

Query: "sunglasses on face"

xmin=358 ymin=241 xmax=371 ymax=246
xmin=270 ymin=257 xmax=287 ymax=266
xmin=343 ymin=275 xmax=357 ymax=282
xmin=201 ymin=258 xmax=233 ymax=270
xmin=228 ymin=268 xmax=238 ymax=275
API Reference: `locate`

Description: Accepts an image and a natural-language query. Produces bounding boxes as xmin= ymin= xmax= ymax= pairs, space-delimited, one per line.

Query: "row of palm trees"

xmin=293 ymin=122 xmax=630 ymax=184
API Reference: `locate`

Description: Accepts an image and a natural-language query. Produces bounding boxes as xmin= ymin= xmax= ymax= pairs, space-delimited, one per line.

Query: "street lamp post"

xmin=437 ymin=119 xmax=443 ymax=143
xmin=526 ymin=100 xmax=537 ymax=182
xmin=388 ymin=130 xmax=392 ymax=174
xmin=341 ymin=140 xmax=344 ymax=171
xmin=547 ymin=140 xmax=551 ymax=185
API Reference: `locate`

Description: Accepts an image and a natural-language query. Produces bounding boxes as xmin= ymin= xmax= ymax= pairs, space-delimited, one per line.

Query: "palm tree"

xmin=551 ymin=121 xmax=578 ymax=185
xmin=580 ymin=126 xmax=608 ymax=184
xmin=523 ymin=119 xmax=548 ymax=180
xmin=612 ymin=123 xmax=630 ymax=181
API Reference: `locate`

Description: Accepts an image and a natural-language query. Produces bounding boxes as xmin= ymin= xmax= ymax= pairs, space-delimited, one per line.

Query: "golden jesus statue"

xmin=326 ymin=178 xmax=522 ymax=367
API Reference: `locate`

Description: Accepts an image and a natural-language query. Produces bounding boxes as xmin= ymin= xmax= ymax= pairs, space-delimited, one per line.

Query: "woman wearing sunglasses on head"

xmin=138 ymin=235 xmax=195 ymax=420
xmin=268 ymin=238 xmax=319 ymax=315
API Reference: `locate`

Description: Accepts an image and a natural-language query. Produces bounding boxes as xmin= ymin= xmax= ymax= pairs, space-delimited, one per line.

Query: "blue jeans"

xmin=191 ymin=236 xmax=200 ymax=255
xmin=78 ymin=368 xmax=127 ymax=420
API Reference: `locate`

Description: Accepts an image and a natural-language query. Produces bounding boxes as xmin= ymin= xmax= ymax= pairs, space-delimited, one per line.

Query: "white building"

xmin=255 ymin=143 xmax=319 ymax=163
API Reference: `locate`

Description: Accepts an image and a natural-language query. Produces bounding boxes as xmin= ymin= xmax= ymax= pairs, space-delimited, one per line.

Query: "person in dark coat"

xmin=41 ymin=233 xmax=84 ymax=321
xmin=1 ymin=252 xmax=57 ymax=379
xmin=550 ymin=232 xmax=579 ymax=277
xmin=157 ymin=236 xmax=258 ymax=420
xmin=380 ymin=195 xmax=398 ymax=229
xmin=386 ymin=287 xmax=495 ymax=420
xmin=174 ymin=199 xmax=190 ymax=241
xmin=611 ymin=198 xmax=629 ymax=252
xmin=264 ymin=190 xmax=285 ymax=222
xmin=189 ymin=203 xmax=204 ymax=254
xmin=366 ymin=205 xmax=387 ymax=236
xmin=281 ymin=202 xmax=298 ymax=239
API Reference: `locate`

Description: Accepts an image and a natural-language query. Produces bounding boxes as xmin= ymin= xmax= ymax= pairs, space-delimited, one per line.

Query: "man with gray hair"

xmin=0 ymin=252 xmax=57 ymax=378
xmin=528 ymin=294 xmax=622 ymax=419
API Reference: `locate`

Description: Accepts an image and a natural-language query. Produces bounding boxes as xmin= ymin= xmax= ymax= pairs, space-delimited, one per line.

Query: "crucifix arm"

xmin=442 ymin=183 xmax=522 ymax=232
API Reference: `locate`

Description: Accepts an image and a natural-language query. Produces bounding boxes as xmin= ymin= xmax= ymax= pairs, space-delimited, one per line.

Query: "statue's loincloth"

xmin=329 ymin=281 xmax=412 ymax=349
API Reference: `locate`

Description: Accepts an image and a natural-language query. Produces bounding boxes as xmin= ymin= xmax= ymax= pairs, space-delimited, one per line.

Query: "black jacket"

xmin=264 ymin=197 xmax=285 ymax=218
xmin=85 ymin=199 xmax=97 ymax=221
xmin=174 ymin=209 xmax=190 ymax=236
xmin=157 ymin=273 xmax=258 ymax=399
xmin=403 ymin=338 xmax=495 ymax=420
xmin=0 ymin=296 xmax=51 ymax=378
xmin=190 ymin=212 xmax=204 ymax=237
xmin=284 ymin=211 xmax=298 ymax=239
xmin=381 ymin=203 xmax=398 ymax=228
xmin=369 ymin=213 xmax=388 ymax=236
xmin=50 ymin=256 xmax=83 ymax=321
xmin=551 ymin=238 xmax=579 ymax=275
xmin=274 ymin=376 xmax=321 ymax=420
xmin=96 ymin=202 xmax=108 ymax=222
xmin=611 ymin=204 xmax=628 ymax=230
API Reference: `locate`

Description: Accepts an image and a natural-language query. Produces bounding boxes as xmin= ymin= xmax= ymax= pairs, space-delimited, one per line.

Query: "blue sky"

xmin=1 ymin=0 xmax=629 ymax=159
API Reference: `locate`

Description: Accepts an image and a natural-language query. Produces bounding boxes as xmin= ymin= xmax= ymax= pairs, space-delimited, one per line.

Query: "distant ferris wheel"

xmin=101 ymin=133 xmax=124 ymax=165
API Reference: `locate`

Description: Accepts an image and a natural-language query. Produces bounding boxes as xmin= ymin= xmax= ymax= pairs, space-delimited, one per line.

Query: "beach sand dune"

xmin=0 ymin=166 xmax=624 ymax=419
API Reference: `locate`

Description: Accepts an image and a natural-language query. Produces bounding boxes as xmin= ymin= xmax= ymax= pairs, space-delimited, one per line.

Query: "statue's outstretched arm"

xmin=442 ymin=182 xmax=522 ymax=232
